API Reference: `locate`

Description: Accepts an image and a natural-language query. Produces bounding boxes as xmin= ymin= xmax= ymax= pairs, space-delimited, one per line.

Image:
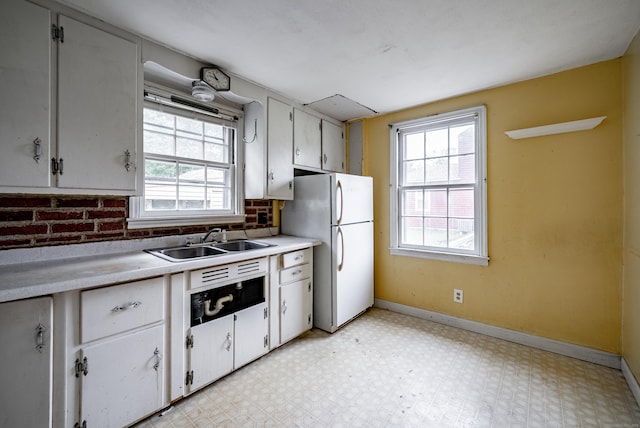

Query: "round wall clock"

xmin=201 ymin=67 xmax=231 ymax=91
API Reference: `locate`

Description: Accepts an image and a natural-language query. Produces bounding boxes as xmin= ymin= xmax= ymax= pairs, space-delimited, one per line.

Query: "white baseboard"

xmin=374 ymin=299 xmax=621 ymax=369
xmin=622 ymin=358 xmax=640 ymax=407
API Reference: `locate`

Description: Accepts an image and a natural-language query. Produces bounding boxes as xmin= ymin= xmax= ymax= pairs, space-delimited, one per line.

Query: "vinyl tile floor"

xmin=135 ymin=308 xmax=640 ymax=427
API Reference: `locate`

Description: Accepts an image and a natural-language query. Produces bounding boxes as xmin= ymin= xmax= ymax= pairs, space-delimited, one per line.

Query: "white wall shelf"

xmin=505 ymin=116 xmax=606 ymax=140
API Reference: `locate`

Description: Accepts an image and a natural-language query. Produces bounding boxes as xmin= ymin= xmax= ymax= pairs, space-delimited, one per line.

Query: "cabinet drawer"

xmin=280 ymin=263 xmax=312 ymax=284
xmin=81 ymin=277 xmax=164 ymax=343
xmin=281 ymin=248 xmax=312 ymax=269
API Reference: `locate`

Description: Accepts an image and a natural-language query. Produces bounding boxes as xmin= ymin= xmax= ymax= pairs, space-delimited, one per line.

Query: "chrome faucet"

xmin=201 ymin=227 xmax=226 ymax=243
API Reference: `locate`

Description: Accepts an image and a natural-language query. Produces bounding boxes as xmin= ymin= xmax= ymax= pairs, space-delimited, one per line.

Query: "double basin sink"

xmin=146 ymin=240 xmax=274 ymax=262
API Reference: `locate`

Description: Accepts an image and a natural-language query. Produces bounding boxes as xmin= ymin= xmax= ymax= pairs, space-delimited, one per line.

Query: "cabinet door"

xmin=280 ymin=280 xmax=313 ymax=344
xmin=322 ymin=120 xmax=346 ymax=173
xmin=80 ymin=325 xmax=164 ymax=428
xmin=0 ymin=297 xmax=52 ymax=428
xmin=293 ymin=108 xmax=322 ymax=169
xmin=234 ymin=302 xmax=268 ymax=369
xmin=188 ymin=315 xmax=234 ymax=393
xmin=0 ymin=0 xmax=52 ymax=189
xmin=266 ymin=97 xmax=294 ymax=199
xmin=57 ymin=15 xmax=138 ymax=192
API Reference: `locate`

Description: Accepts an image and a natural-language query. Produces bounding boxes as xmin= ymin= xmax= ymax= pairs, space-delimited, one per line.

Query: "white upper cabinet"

xmin=57 ymin=15 xmax=139 ymax=191
xmin=0 ymin=0 xmax=141 ymax=194
xmin=266 ymin=97 xmax=294 ymax=200
xmin=322 ymin=120 xmax=346 ymax=173
xmin=293 ymin=108 xmax=322 ymax=169
xmin=0 ymin=0 xmax=52 ymax=189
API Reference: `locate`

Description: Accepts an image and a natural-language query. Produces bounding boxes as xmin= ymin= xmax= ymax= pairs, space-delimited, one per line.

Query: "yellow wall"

xmin=623 ymin=32 xmax=640 ymax=377
xmin=361 ymin=60 xmax=623 ymax=353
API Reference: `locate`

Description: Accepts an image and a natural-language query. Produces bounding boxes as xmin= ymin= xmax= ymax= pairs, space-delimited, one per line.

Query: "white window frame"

xmin=389 ymin=105 xmax=488 ymax=266
xmin=128 ymin=88 xmax=245 ymax=229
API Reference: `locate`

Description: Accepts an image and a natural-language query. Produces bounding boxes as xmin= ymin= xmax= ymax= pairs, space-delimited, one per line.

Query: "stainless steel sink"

xmin=145 ymin=240 xmax=274 ymax=262
xmin=146 ymin=245 xmax=228 ymax=262
xmin=212 ymin=240 xmax=273 ymax=251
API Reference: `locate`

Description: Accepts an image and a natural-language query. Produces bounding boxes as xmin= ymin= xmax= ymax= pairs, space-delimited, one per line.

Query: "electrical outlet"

xmin=454 ymin=289 xmax=464 ymax=303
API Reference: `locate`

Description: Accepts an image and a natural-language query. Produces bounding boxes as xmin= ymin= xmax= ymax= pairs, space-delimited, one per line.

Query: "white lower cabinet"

xmin=186 ymin=302 xmax=268 ymax=394
xmin=78 ymin=325 xmax=165 ymax=428
xmin=270 ymin=247 xmax=313 ymax=349
xmin=0 ymin=296 xmax=53 ymax=427
xmin=70 ymin=277 xmax=166 ymax=428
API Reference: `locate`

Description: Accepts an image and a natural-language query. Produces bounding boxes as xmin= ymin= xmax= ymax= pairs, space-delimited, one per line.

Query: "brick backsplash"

xmin=0 ymin=196 xmax=273 ymax=250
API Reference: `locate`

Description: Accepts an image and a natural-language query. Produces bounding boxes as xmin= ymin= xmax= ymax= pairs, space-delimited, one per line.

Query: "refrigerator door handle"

xmin=336 ymin=179 xmax=344 ymax=225
xmin=337 ymin=226 xmax=345 ymax=271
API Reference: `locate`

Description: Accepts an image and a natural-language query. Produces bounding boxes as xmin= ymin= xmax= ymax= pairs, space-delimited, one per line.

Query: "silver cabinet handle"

xmin=282 ymin=300 xmax=287 ymax=315
xmin=295 ymin=147 xmax=300 ymax=157
xmin=153 ymin=347 xmax=162 ymax=372
xmin=225 ymin=333 xmax=232 ymax=352
xmin=35 ymin=323 xmax=46 ymax=352
xmin=33 ymin=138 xmax=42 ymax=163
xmin=269 ymin=170 xmax=275 ymax=181
xmin=111 ymin=301 xmax=141 ymax=312
xmin=124 ymin=149 xmax=132 ymax=171
xmin=291 ymin=269 xmax=302 ymax=276
xmin=323 ymin=153 xmax=327 ymax=164
xmin=294 ymin=254 xmax=303 ymax=261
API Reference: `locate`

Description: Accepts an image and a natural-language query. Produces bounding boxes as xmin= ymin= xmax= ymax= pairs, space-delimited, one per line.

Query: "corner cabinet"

xmin=291 ymin=108 xmax=346 ymax=173
xmin=0 ymin=296 xmax=53 ymax=428
xmin=0 ymin=0 xmax=141 ymax=195
xmin=321 ymin=120 xmax=346 ymax=173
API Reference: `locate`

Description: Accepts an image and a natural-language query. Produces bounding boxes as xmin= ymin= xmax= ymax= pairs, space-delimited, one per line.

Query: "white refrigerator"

xmin=281 ymin=173 xmax=373 ymax=333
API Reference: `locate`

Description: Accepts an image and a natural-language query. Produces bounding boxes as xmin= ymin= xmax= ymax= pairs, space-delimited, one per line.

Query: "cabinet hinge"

xmin=51 ymin=24 xmax=64 ymax=43
xmin=185 ymin=370 xmax=194 ymax=386
xmin=51 ymin=157 xmax=64 ymax=175
xmin=308 ymin=314 xmax=312 ymax=325
xmin=74 ymin=357 xmax=88 ymax=377
xmin=264 ymin=307 xmax=268 ymax=319
xmin=308 ymin=282 xmax=312 ymax=292
xmin=73 ymin=420 xmax=86 ymax=428
xmin=234 ymin=314 xmax=237 ymax=321
xmin=186 ymin=334 xmax=194 ymax=349
xmin=264 ymin=335 xmax=268 ymax=348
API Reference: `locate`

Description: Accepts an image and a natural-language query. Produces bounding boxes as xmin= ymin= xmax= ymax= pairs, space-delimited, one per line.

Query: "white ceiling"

xmin=58 ymin=0 xmax=640 ymax=120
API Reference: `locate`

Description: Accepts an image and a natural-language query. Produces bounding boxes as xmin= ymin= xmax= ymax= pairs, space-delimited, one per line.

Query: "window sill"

xmin=127 ymin=214 xmax=245 ymax=230
xmin=390 ymin=247 xmax=489 ymax=266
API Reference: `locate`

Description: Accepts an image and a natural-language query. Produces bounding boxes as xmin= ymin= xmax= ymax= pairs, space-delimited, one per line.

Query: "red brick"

xmin=0 ymin=224 xmax=48 ymax=236
xmin=152 ymin=228 xmax=181 ymax=236
xmin=103 ymin=198 xmax=127 ymax=208
xmin=245 ymin=208 xmax=257 ymax=215
xmin=127 ymin=230 xmax=151 ymax=238
xmin=35 ymin=235 xmax=83 ymax=245
xmin=249 ymin=199 xmax=271 ymax=207
xmin=245 ymin=215 xmax=257 ymax=224
xmin=85 ymin=232 xmax=124 ymax=241
xmin=0 ymin=211 xmax=34 ymax=221
xmin=37 ymin=210 xmax=84 ymax=221
xmin=181 ymin=226 xmax=209 ymax=234
xmin=0 ymin=239 xmax=33 ymax=248
xmin=87 ymin=210 xmax=126 ymax=220
xmin=0 ymin=197 xmax=51 ymax=208
xmin=51 ymin=222 xmax=94 ymax=234
xmin=99 ymin=221 xmax=124 ymax=232
xmin=56 ymin=198 xmax=99 ymax=208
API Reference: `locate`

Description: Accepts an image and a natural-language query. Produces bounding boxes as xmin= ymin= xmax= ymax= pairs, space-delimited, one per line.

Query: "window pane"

xmin=144 ymin=109 xmax=174 ymax=130
xmin=144 ymin=131 xmax=174 ymax=156
xmin=207 ymin=167 xmax=226 ymax=185
xmin=449 ymin=124 xmax=474 ymax=155
xmin=404 ymin=133 xmax=424 ymax=160
xmin=205 ymin=142 xmax=226 ymax=163
xmin=449 ymin=188 xmax=474 ymax=218
xmin=424 ymin=217 xmax=447 ymax=247
xmin=176 ymin=116 xmax=203 ymax=137
xmin=204 ymin=123 xmax=224 ymax=138
xmin=450 ymin=154 xmax=475 ymax=183
xmin=425 ymin=189 xmax=447 ymax=216
xmin=403 ymin=160 xmax=424 ymax=185
xmin=145 ymin=159 xmax=176 ymax=181
xmin=179 ymin=164 xmax=205 ymax=184
xmin=449 ymin=218 xmax=475 ymax=250
xmin=208 ymin=186 xmax=229 ymax=210
xmin=425 ymin=128 xmax=448 ymax=157
xmin=176 ymin=137 xmax=203 ymax=159
xmin=401 ymin=217 xmax=423 ymax=245
xmin=178 ymin=184 xmax=205 ymax=209
xmin=425 ymin=157 xmax=448 ymax=184
xmin=402 ymin=190 xmax=423 ymax=216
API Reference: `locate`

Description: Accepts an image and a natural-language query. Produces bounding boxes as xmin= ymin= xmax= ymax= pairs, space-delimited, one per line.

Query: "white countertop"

xmin=0 ymin=235 xmax=320 ymax=303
